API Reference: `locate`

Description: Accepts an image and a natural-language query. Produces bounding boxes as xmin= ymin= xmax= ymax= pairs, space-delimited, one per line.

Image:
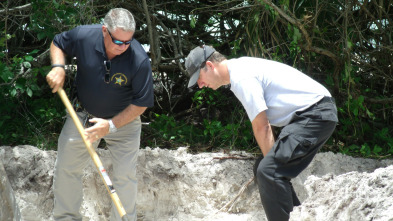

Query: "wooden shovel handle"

xmin=57 ymin=87 xmax=128 ymax=220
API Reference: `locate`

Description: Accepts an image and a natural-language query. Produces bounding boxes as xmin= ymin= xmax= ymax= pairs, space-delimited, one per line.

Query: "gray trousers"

xmin=53 ymin=111 xmax=141 ymax=221
xmin=256 ymin=97 xmax=338 ymax=221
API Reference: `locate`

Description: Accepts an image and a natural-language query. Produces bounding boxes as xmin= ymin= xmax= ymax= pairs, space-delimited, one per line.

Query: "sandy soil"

xmin=1 ymin=145 xmax=393 ymax=221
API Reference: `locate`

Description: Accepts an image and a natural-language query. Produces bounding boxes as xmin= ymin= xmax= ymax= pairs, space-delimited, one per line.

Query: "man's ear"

xmin=206 ymin=60 xmax=214 ymax=69
xmin=102 ymin=25 xmax=108 ymax=35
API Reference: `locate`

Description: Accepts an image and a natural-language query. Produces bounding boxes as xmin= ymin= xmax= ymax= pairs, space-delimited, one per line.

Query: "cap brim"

xmin=187 ymin=69 xmax=200 ymax=88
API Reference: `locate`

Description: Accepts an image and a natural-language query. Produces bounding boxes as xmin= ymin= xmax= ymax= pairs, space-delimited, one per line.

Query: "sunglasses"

xmin=104 ymin=60 xmax=111 ymax=83
xmin=107 ymin=30 xmax=132 ymax=45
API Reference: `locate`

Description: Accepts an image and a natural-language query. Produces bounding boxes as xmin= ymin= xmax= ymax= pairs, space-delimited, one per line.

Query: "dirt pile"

xmin=291 ymin=165 xmax=393 ymax=221
xmin=1 ymin=145 xmax=392 ymax=221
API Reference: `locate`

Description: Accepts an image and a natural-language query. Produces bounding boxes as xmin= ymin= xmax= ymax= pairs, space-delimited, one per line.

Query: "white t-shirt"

xmin=228 ymin=57 xmax=331 ymax=127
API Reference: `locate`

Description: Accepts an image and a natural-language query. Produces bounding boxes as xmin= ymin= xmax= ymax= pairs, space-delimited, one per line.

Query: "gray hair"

xmin=103 ymin=8 xmax=136 ymax=32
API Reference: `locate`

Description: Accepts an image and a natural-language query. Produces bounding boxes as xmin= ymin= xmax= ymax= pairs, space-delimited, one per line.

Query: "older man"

xmin=46 ymin=8 xmax=153 ymax=221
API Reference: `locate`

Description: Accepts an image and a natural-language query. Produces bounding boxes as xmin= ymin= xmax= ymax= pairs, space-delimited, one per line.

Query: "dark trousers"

xmin=256 ymin=97 xmax=338 ymax=221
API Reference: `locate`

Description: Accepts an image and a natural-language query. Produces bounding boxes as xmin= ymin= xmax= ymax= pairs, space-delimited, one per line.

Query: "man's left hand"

xmin=84 ymin=118 xmax=110 ymax=143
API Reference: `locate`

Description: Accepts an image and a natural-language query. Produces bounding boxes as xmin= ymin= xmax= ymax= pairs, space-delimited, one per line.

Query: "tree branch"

xmin=142 ymin=0 xmax=158 ymax=69
xmin=0 ymin=3 xmax=32 ymax=15
xmin=258 ymin=0 xmax=341 ymax=64
xmin=365 ymin=97 xmax=393 ymax=105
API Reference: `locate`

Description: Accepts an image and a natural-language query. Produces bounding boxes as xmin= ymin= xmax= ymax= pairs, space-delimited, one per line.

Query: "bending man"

xmin=185 ymin=45 xmax=337 ymax=221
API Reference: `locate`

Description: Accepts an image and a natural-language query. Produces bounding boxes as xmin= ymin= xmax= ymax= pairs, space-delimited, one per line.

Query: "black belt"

xmin=296 ymin=96 xmax=335 ymax=116
xmin=72 ymin=97 xmax=96 ymax=128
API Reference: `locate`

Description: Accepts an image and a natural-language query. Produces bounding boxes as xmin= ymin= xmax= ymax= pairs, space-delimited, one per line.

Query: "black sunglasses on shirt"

xmin=104 ymin=60 xmax=111 ymax=83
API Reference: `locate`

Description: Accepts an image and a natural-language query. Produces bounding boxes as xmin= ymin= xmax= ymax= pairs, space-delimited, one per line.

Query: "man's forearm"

xmin=47 ymin=42 xmax=67 ymax=93
xmin=252 ymin=111 xmax=275 ymax=156
xmin=253 ymin=124 xmax=275 ymax=156
xmin=111 ymin=104 xmax=147 ymax=129
xmin=50 ymin=42 xmax=66 ymax=65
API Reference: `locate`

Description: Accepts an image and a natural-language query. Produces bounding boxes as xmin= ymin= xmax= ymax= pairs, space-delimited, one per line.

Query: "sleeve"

xmin=52 ymin=26 xmax=80 ymax=57
xmin=131 ymin=58 xmax=154 ymax=107
xmin=231 ymin=78 xmax=267 ymax=122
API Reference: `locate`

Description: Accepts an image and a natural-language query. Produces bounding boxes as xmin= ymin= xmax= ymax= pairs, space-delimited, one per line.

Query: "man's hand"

xmin=84 ymin=118 xmax=110 ymax=143
xmin=253 ymin=155 xmax=264 ymax=185
xmin=46 ymin=67 xmax=65 ymax=93
xmin=251 ymin=111 xmax=275 ymax=156
xmin=47 ymin=42 xmax=66 ymax=93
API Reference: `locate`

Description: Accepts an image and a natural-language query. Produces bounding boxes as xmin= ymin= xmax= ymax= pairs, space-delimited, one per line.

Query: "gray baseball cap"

xmin=185 ymin=45 xmax=216 ymax=88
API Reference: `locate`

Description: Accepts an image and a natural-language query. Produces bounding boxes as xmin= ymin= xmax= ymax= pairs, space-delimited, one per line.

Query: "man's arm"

xmin=85 ymin=104 xmax=147 ymax=143
xmin=111 ymin=104 xmax=147 ymax=129
xmin=46 ymin=42 xmax=66 ymax=93
xmin=252 ymin=111 xmax=275 ymax=156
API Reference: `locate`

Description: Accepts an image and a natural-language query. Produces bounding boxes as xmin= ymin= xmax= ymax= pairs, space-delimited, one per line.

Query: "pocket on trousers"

xmin=274 ymin=132 xmax=317 ymax=164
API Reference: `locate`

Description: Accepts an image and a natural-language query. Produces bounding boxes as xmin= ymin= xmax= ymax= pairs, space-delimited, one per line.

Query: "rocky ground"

xmin=1 ymin=145 xmax=393 ymax=221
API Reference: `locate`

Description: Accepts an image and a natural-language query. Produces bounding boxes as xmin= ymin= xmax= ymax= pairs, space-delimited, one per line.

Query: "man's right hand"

xmin=253 ymin=155 xmax=264 ymax=185
xmin=46 ymin=66 xmax=65 ymax=93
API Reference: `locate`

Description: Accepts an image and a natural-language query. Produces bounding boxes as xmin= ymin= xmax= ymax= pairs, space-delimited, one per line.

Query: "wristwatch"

xmin=108 ymin=119 xmax=118 ymax=133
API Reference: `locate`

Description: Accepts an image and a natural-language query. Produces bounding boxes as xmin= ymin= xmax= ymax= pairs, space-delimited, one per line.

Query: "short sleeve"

xmin=53 ymin=26 xmax=80 ymax=57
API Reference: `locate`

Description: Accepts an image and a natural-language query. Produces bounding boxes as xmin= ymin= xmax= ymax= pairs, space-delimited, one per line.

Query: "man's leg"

xmin=53 ymin=112 xmax=99 ymax=220
xmin=105 ymin=117 xmax=141 ymax=221
xmin=256 ymin=118 xmax=336 ymax=221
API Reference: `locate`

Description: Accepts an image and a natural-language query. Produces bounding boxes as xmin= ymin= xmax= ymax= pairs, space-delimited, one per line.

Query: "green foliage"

xmin=0 ymin=60 xmax=64 ymax=149
xmin=202 ymin=119 xmax=254 ymax=149
xmin=190 ymin=16 xmax=197 ymax=28
xmin=0 ymin=3 xmax=68 ymax=149
xmin=0 ymin=45 xmax=64 ymax=148
xmin=242 ymin=0 xmax=393 ymax=158
xmin=148 ymin=113 xmax=200 ymax=146
xmin=29 ymin=0 xmax=97 ymax=40
xmin=1 ymin=0 xmax=393 ymax=158
xmin=148 ymin=112 xmax=255 ymax=151
xmin=335 ymin=61 xmax=393 ymax=158
xmin=287 ymin=24 xmax=302 ymax=63
xmin=147 ymin=87 xmax=256 ymax=151
xmin=192 ymin=87 xmax=223 ymax=109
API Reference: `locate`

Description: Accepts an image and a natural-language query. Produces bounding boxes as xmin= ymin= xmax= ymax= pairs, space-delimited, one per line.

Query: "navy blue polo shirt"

xmin=53 ymin=24 xmax=154 ymax=118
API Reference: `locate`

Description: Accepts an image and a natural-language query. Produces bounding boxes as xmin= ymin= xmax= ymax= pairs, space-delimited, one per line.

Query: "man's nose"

xmin=197 ymin=79 xmax=203 ymax=88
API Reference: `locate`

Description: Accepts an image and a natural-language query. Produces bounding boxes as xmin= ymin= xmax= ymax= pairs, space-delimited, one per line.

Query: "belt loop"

xmin=82 ymin=110 xmax=96 ymax=128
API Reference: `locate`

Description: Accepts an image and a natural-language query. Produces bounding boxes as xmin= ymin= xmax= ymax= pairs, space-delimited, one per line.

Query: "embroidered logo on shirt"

xmin=111 ymin=73 xmax=128 ymax=86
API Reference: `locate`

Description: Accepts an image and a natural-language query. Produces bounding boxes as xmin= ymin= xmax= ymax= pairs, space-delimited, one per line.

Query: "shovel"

xmin=57 ymin=87 xmax=129 ymax=221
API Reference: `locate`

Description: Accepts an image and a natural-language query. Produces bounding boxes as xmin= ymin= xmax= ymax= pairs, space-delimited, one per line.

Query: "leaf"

xmin=27 ymin=88 xmax=33 ymax=97
xmin=30 ymin=49 xmax=40 ymax=54
xmin=353 ymin=107 xmax=358 ymax=117
xmin=358 ymin=95 xmax=364 ymax=104
xmin=360 ymin=144 xmax=371 ymax=156
xmin=0 ymin=67 xmax=13 ymax=82
xmin=24 ymin=55 xmax=34 ymax=62
xmin=53 ymin=0 xmax=60 ymax=9
xmin=292 ymin=27 xmax=301 ymax=42
xmin=190 ymin=16 xmax=196 ymax=28
xmin=11 ymin=89 xmax=17 ymax=97
xmin=37 ymin=32 xmax=47 ymax=41
xmin=366 ymin=108 xmax=374 ymax=119
xmin=23 ymin=61 xmax=31 ymax=68
xmin=347 ymin=39 xmax=353 ymax=49
xmin=372 ymin=145 xmax=383 ymax=155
